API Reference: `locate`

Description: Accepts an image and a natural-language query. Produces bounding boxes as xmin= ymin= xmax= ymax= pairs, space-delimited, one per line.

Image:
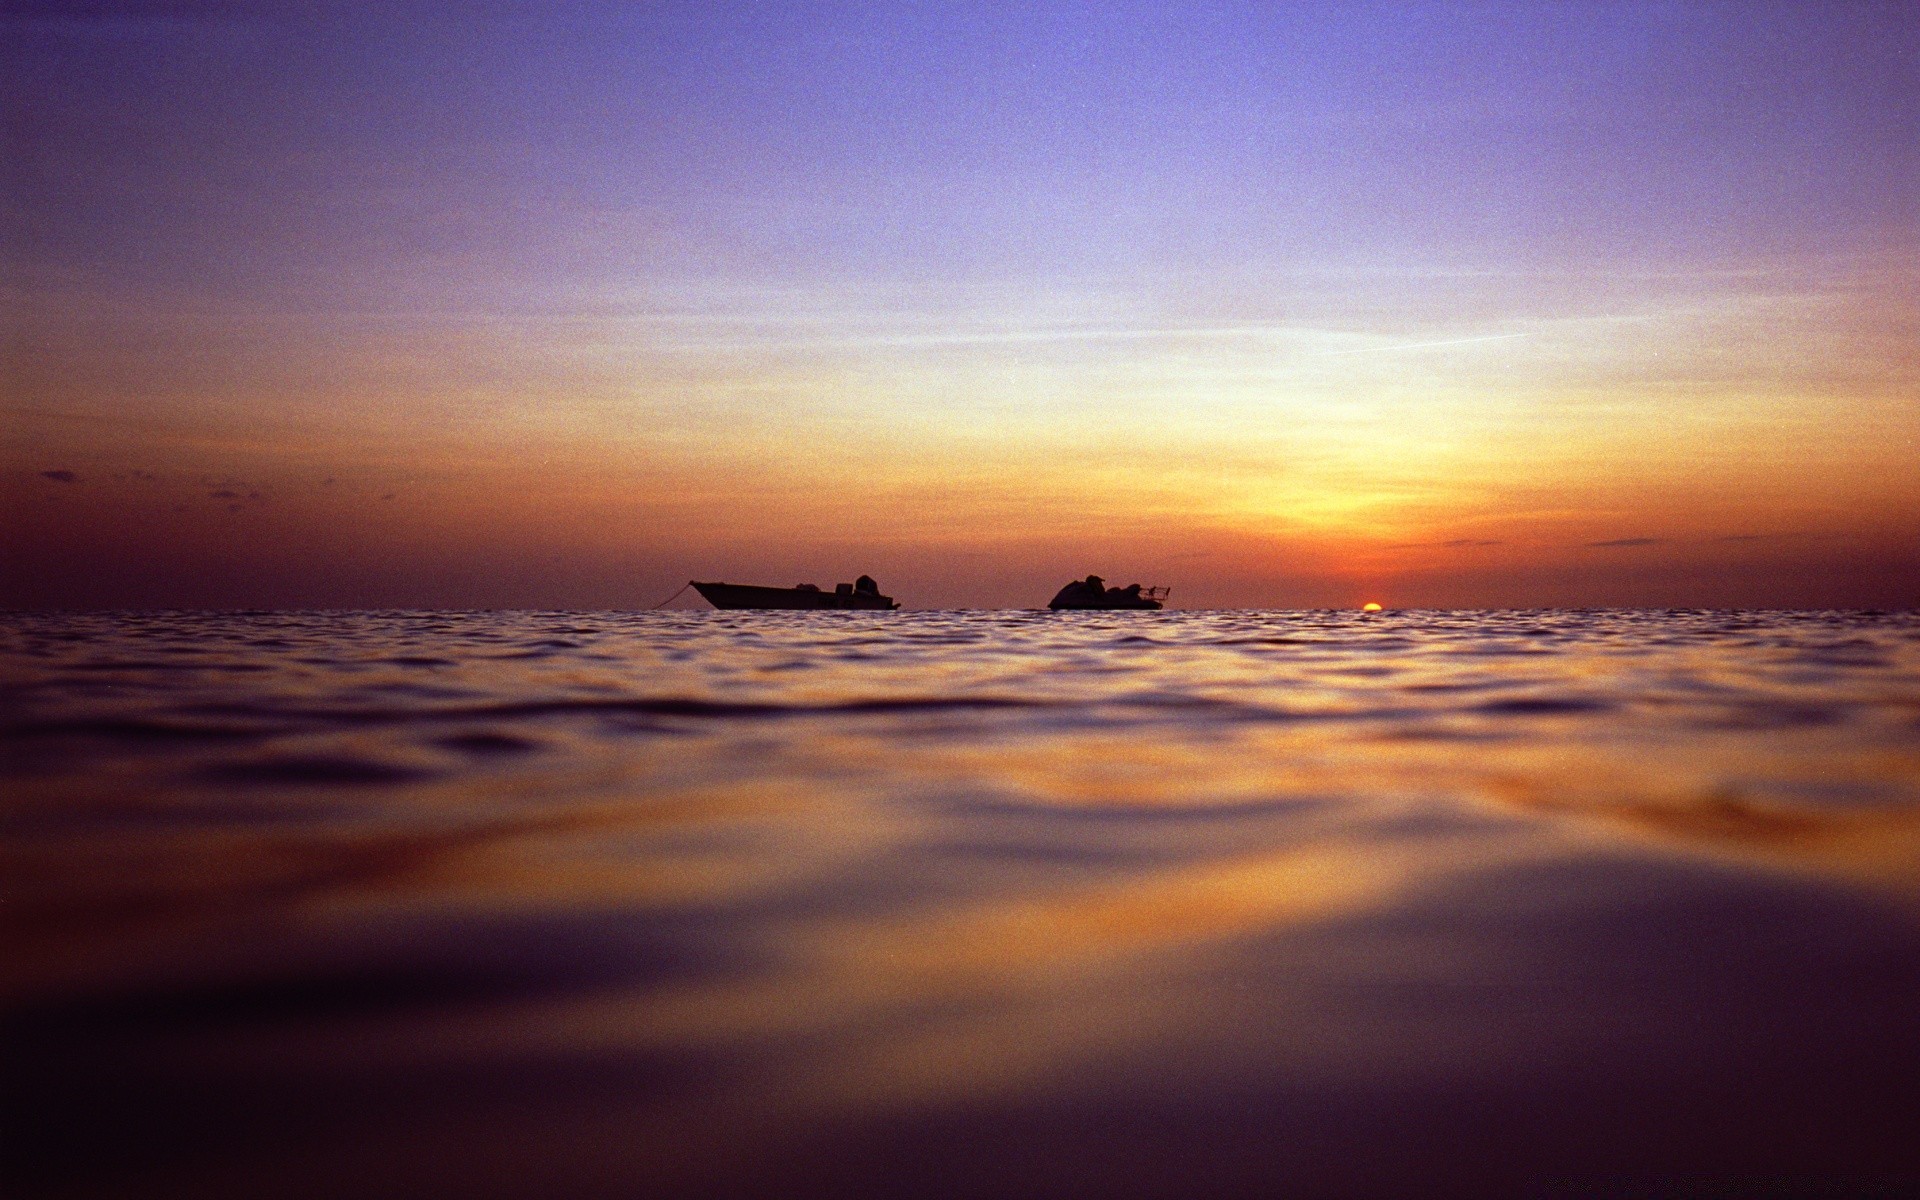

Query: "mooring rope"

xmin=650 ymin=580 xmax=694 ymax=610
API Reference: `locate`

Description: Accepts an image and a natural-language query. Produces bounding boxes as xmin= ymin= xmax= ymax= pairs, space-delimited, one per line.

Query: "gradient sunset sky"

xmin=5 ymin=1 xmax=1916 ymax=609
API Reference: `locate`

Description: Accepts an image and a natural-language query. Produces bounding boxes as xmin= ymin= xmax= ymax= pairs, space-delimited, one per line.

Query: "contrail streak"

xmin=662 ymin=325 xmax=1293 ymax=351
xmin=661 ymin=327 xmax=1532 ymax=354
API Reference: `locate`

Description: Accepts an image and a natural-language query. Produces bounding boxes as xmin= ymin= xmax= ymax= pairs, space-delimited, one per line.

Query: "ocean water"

xmin=6 ymin=608 xmax=1920 ymax=1198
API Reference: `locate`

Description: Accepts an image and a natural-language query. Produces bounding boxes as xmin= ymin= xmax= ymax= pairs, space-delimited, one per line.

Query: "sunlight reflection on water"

xmin=6 ymin=609 xmax=1920 ymax=1196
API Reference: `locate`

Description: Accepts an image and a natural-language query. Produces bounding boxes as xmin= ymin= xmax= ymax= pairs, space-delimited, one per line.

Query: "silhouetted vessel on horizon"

xmin=1048 ymin=575 xmax=1167 ymax=610
xmin=692 ymin=576 xmax=900 ymax=610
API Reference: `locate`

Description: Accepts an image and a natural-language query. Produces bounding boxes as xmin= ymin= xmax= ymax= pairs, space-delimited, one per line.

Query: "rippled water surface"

xmin=7 ymin=609 xmax=1920 ymax=1197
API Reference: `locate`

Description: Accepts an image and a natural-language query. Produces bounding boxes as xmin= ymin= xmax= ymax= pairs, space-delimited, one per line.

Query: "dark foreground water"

xmin=6 ymin=609 xmax=1920 ymax=1198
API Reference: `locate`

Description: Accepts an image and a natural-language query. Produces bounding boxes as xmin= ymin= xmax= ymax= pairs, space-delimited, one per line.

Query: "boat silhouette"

xmin=692 ymin=576 xmax=900 ymax=610
xmin=1048 ymin=575 xmax=1167 ymax=610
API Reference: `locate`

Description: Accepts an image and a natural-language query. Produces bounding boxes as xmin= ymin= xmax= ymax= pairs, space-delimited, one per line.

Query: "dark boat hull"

xmin=691 ymin=582 xmax=899 ymax=610
xmin=1049 ymin=596 xmax=1163 ymax=610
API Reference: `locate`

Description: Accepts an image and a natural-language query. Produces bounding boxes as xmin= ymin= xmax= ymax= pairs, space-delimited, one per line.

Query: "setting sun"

xmin=1363 ymin=602 xmax=1384 ymax=612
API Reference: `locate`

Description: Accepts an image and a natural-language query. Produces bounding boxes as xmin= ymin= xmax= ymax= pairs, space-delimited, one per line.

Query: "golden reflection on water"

xmin=6 ymin=609 xmax=1920 ymax=1195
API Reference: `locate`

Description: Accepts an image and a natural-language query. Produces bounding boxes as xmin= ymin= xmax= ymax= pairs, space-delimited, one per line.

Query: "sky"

xmin=4 ymin=0 xmax=1917 ymax=609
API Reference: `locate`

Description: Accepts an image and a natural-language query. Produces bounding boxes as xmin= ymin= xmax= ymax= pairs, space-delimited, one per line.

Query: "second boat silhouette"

xmin=1048 ymin=575 xmax=1167 ymax=610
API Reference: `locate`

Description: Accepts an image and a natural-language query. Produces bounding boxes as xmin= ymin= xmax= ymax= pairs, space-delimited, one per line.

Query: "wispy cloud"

xmin=1316 ymin=333 xmax=1531 ymax=357
xmin=40 ymin=469 xmax=78 ymax=483
xmin=1584 ymin=537 xmax=1663 ymax=548
xmin=203 ymin=476 xmax=265 ymax=509
xmin=1714 ymin=531 xmax=1847 ymax=544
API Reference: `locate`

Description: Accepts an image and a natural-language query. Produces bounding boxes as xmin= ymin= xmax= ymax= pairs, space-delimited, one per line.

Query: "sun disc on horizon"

xmin=1363 ymin=602 xmax=1384 ymax=612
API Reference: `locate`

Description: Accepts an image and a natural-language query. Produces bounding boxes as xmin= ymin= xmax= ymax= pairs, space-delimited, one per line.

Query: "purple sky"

xmin=5 ymin=2 xmax=1917 ymax=608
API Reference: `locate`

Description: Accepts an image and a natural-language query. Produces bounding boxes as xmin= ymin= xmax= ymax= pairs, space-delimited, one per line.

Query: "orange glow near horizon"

xmin=10 ymin=261 xmax=1916 ymax=610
